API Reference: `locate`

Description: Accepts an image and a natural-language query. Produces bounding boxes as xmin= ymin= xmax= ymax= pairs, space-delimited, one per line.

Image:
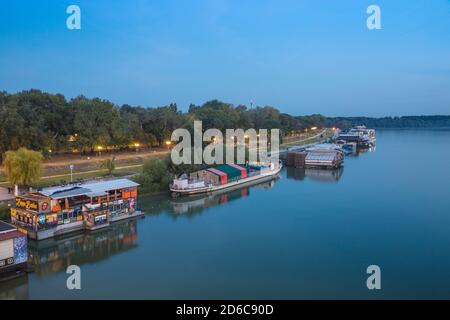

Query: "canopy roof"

xmin=37 ymin=179 xmax=140 ymax=199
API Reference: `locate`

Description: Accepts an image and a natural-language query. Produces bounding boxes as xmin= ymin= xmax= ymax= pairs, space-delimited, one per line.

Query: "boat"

xmin=336 ymin=125 xmax=376 ymax=149
xmin=169 ymin=161 xmax=282 ymax=197
xmin=10 ymin=178 xmax=143 ymax=240
xmin=304 ymin=143 xmax=352 ymax=155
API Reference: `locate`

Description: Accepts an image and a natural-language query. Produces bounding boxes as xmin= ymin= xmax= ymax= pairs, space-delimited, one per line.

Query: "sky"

xmin=0 ymin=0 xmax=449 ymax=116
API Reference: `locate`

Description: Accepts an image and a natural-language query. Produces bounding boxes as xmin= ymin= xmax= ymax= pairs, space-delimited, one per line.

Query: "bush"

xmin=133 ymin=158 xmax=172 ymax=193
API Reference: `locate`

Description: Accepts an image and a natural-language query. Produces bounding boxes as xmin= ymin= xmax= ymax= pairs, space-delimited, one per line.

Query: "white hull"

xmin=170 ymin=165 xmax=282 ymax=197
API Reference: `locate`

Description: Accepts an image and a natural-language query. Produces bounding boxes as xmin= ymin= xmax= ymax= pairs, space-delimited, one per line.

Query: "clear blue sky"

xmin=1 ymin=0 xmax=449 ymax=116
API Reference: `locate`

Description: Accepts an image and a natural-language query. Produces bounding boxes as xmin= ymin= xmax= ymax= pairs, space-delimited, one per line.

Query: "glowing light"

xmin=134 ymin=143 xmax=140 ymax=147
xmin=165 ymin=140 xmax=172 ymax=145
xmin=311 ymin=127 xmax=318 ymax=130
xmin=97 ymin=146 xmax=103 ymax=150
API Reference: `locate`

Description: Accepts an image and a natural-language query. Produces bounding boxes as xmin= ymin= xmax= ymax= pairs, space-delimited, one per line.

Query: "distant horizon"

xmin=2 ymin=87 xmax=449 ymax=119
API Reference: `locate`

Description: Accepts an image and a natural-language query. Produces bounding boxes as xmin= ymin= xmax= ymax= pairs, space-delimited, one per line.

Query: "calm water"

xmin=1 ymin=129 xmax=450 ymax=299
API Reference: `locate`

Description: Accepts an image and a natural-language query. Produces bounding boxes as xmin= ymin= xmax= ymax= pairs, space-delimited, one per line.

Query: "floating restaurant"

xmin=10 ymin=179 xmax=142 ymax=240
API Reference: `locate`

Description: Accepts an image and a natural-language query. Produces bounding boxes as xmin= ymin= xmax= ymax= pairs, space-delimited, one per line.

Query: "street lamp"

xmin=69 ymin=164 xmax=74 ymax=183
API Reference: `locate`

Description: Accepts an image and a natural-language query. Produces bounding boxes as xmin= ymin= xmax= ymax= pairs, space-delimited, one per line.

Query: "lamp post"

xmin=69 ymin=164 xmax=74 ymax=183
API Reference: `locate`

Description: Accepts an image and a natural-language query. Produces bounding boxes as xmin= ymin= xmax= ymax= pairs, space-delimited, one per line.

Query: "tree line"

xmin=1 ymin=89 xmax=449 ymax=161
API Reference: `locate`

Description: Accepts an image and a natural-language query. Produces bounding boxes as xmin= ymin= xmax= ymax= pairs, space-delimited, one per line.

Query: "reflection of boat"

xmin=0 ymin=273 xmax=29 ymax=300
xmin=28 ymin=218 xmax=138 ymax=276
xmin=170 ymin=162 xmax=282 ymax=197
xmin=170 ymin=180 xmax=276 ymax=215
xmin=287 ymin=167 xmax=344 ymax=183
xmin=305 ymin=168 xmax=343 ymax=182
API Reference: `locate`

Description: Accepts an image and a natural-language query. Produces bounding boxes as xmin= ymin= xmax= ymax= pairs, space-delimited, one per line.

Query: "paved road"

xmin=0 ymin=187 xmax=14 ymax=201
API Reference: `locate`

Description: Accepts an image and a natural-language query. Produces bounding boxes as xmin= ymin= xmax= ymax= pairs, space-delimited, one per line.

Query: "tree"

xmin=100 ymin=156 xmax=116 ymax=175
xmin=133 ymin=158 xmax=172 ymax=193
xmin=3 ymin=148 xmax=43 ymax=196
xmin=72 ymin=96 xmax=123 ymax=153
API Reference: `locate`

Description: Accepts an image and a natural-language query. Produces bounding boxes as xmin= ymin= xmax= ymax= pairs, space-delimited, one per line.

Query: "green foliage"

xmin=0 ymin=207 xmax=10 ymax=222
xmin=3 ymin=147 xmax=43 ymax=186
xmin=0 ymin=89 xmax=449 ymax=162
xmin=133 ymin=158 xmax=172 ymax=193
xmin=99 ymin=156 xmax=116 ymax=175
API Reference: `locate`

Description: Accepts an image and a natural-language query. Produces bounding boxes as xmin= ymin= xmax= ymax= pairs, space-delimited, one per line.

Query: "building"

xmin=0 ymin=221 xmax=28 ymax=281
xmin=304 ymin=150 xmax=344 ymax=169
xmin=10 ymin=178 xmax=142 ymax=240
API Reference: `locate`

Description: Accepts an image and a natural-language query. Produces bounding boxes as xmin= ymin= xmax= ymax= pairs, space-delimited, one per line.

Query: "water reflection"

xmin=28 ymin=218 xmax=139 ymax=276
xmin=287 ymin=167 xmax=344 ymax=183
xmin=0 ymin=275 xmax=29 ymax=300
xmin=169 ymin=180 xmax=276 ymax=216
xmin=140 ymin=180 xmax=278 ymax=218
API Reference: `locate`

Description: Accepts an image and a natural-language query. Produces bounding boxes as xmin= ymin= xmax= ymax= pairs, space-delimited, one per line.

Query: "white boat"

xmin=169 ymin=162 xmax=282 ymax=197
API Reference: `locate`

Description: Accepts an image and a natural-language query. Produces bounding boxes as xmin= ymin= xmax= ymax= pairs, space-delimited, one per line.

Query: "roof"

xmin=207 ymin=168 xmax=226 ymax=176
xmin=38 ymin=179 xmax=140 ymax=199
xmin=0 ymin=221 xmax=16 ymax=233
xmin=215 ymin=164 xmax=244 ymax=178
xmin=0 ymin=230 xmax=24 ymax=241
xmin=228 ymin=163 xmax=246 ymax=172
xmin=306 ymin=152 xmax=339 ymax=161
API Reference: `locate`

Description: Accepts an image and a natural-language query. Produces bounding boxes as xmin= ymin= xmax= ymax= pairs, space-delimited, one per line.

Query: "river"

xmin=1 ymin=129 xmax=450 ymax=299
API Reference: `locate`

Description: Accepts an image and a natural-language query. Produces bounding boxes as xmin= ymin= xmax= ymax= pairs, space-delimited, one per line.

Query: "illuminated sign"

xmin=15 ymin=197 xmax=39 ymax=211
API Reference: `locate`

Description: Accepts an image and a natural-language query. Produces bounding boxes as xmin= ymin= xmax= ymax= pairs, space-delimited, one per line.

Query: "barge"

xmin=286 ymin=149 xmax=344 ymax=169
xmin=170 ymin=162 xmax=282 ymax=197
xmin=336 ymin=125 xmax=376 ymax=148
xmin=10 ymin=179 xmax=143 ymax=240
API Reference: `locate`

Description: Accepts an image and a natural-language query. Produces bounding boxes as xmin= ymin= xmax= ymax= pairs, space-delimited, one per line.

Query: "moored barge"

xmin=170 ymin=162 xmax=282 ymax=197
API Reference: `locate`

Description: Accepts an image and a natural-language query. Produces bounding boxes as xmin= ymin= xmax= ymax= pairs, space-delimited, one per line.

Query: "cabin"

xmin=0 ymin=221 xmax=28 ymax=281
xmin=190 ymin=164 xmax=249 ymax=186
xmin=304 ymin=150 xmax=344 ymax=169
xmin=10 ymin=179 xmax=142 ymax=240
